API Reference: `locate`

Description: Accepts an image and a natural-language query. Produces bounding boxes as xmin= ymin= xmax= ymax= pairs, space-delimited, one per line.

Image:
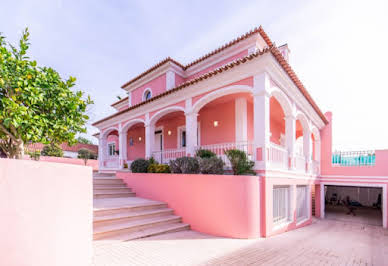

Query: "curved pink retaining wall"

xmin=117 ymin=172 xmax=261 ymax=239
xmin=23 ymin=155 xmax=99 ymax=171
xmin=0 ymin=159 xmax=92 ymax=266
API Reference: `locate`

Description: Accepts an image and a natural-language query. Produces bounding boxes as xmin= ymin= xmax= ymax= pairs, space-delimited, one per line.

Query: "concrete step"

xmin=93 ymin=187 xmax=132 ymax=194
xmin=97 ymin=223 xmax=190 ymax=241
xmin=93 ymin=183 xmax=127 ymax=188
xmin=93 ymin=215 xmax=182 ymax=240
xmin=94 ymin=202 xmax=168 ymax=217
xmin=94 ymin=208 xmax=174 ymax=227
xmin=93 ymin=179 xmax=125 ymax=185
xmin=93 ymin=176 xmax=120 ymax=180
xmin=93 ymin=173 xmax=116 ymax=177
xmin=93 ymin=191 xmax=136 ymax=199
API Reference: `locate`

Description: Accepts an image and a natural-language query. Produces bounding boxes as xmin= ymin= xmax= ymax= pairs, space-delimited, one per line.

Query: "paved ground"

xmin=325 ymin=204 xmax=382 ymax=226
xmin=93 ymin=219 xmax=388 ymax=266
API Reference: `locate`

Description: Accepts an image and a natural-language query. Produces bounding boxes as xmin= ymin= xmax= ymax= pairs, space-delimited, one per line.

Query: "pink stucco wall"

xmin=321 ymin=112 xmax=388 ymax=176
xmin=199 ymin=100 xmax=235 ymax=145
xmin=126 ymin=126 xmax=145 ymax=160
xmin=0 ymin=159 xmax=92 ymax=266
xmin=175 ymin=73 xmax=185 ymax=87
xmin=23 ymin=155 xmax=98 ymax=171
xmin=117 ymin=172 xmax=261 ymax=239
xmin=156 ymin=115 xmax=186 ymax=149
xmin=262 ymin=175 xmax=314 ymax=237
xmin=186 ymin=50 xmax=248 ymax=80
xmin=131 ymin=73 xmax=166 ymax=106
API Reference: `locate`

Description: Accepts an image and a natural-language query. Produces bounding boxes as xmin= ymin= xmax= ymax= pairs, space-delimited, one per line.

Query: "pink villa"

xmin=92 ymin=26 xmax=388 ymax=238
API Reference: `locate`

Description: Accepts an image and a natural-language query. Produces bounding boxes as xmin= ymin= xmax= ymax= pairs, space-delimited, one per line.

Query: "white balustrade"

xmin=294 ymin=154 xmax=306 ymax=172
xmin=152 ymin=148 xmax=186 ymax=164
xmin=104 ymin=157 xmax=119 ymax=168
xmin=196 ymin=142 xmax=255 ymax=168
xmin=267 ymin=143 xmax=288 ymax=169
xmin=311 ymin=160 xmax=320 ymax=174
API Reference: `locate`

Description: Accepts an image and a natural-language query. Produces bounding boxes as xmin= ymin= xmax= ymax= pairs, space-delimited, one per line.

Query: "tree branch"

xmin=0 ymin=123 xmax=18 ymax=142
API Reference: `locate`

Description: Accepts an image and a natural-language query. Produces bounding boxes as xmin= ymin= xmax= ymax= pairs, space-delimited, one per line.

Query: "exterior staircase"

xmin=93 ymin=173 xmax=190 ymax=241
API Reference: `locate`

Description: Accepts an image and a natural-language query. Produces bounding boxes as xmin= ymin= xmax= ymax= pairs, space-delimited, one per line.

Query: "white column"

xmin=166 ymin=71 xmax=175 ymax=90
xmin=118 ymin=130 xmax=127 ymax=169
xmin=185 ymin=112 xmax=198 ymax=157
xmin=98 ymin=134 xmax=105 ymax=171
xmin=235 ymin=97 xmax=248 ymax=143
xmin=285 ymin=115 xmax=296 ymax=169
xmin=253 ymin=73 xmax=271 ymax=167
xmin=314 ymin=140 xmax=321 ymax=162
xmin=145 ymin=123 xmax=155 ymax=159
xmin=304 ymin=129 xmax=312 ymax=162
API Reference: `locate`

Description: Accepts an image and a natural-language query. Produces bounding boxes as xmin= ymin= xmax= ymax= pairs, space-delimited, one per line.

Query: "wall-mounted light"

xmin=168 ymin=130 xmax=172 ymax=135
xmin=138 ymin=137 xmax=142 ymax=141
xmin=213 ymin=121 xmax=219 ymax=127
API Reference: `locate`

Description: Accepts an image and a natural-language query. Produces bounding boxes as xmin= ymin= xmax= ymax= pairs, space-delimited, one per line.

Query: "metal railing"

xmin=332 ymin=150 xmax=375 ymax=166
xmin=196 ymin=142 xmax=254 ymax=168
xmin=152 ymin=148 xmax=186 ymax=164
xmin=267 ymin=143 xmax=288 ymax=169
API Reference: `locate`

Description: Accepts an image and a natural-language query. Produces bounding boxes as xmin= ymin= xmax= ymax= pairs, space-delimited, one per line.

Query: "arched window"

xmin=143 ymin=89 xmax=152 ymax=101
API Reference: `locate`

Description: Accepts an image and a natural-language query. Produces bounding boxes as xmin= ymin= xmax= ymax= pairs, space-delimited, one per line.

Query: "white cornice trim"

xmin=123 ymin=62 xmax=184 ymax=92
xmin=94 ymin=54 xmax=326 ymax=130
xmin=185 ymin=36 xmax=258 ymax=76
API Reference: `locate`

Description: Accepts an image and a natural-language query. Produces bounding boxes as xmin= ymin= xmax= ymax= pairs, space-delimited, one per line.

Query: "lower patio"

xmin=92 ymin=218 xmax=388 ymax=265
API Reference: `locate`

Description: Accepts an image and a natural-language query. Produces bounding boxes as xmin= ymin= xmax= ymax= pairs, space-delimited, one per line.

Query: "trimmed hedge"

xmin=169 ymin=157 xmax=200 ymax=174
xmin=130 ymin=158 xmax=149 ymax=173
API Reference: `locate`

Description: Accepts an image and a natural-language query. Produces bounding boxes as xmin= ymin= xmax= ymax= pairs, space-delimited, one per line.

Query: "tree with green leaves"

xmin=77 ymin=136 xmax=93 ymax=145
xmin=0 ymin=28 xmax=92 ymax=158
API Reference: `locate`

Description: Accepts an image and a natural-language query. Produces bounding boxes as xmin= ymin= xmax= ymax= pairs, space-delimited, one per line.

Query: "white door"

xmin=154 ymin=130 xmax=163 ymax=163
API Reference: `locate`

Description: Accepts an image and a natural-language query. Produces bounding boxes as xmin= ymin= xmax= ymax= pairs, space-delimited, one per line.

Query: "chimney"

xmin=278 ymin=44 xmax=291 ymax=63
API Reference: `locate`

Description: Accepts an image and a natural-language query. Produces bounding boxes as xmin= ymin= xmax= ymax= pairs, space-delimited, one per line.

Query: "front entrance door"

xmin=154 ymin=130 xmax=163 ymax=163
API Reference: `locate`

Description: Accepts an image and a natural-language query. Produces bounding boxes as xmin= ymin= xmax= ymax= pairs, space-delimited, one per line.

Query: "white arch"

xmin=101 ymin=127 xmax=119 ymax=139
xmin=149 ymin=106 xmax=185 ymax=126
xmin=295 ymin=111 xmax=310 ymax=134
xmin=191 ymin=85 xmax=253 ymax=114
xmin=121 ymin=118 xmax=145 ymax=134
xmin=269 ymin=87 xmax=293 ymax=117
xmin=311 ymin=126 xmax=320 ymax=142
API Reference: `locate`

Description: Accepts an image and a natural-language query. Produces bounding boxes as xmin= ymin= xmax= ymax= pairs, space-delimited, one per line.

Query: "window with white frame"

xmin=296 ymin=185 xmax=309 ymax=221
xmin=143 ymin=88 xmax=152 ymax=101
xmin=273 ymin=186 xmax=291 ymax=224
xmin=177 ymin=126 xmax=186 ymax=148
xmin=108 ymin=143 xmax=116 ymax=156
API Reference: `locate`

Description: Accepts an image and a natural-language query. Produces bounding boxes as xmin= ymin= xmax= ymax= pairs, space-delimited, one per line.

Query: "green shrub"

xmin=224 ymin=149 xmax=256 ymax=175
xmin=148 ymin=157 xmax=157 ymax=165
xmin=77 ymin=148 xmax=96 ymax=165
xmin=169 ymin=157 xmax=200 ymax=174
xmin=130 ymin=158 xmax=150 ymax=173
xmin=41 ymin=144 xmax=63 ymax=157
xmin=195 ymin=149 xmax=216 ymax=159
xmin=148 ymin=163 xmax=170 ymax=173
xmin=199 ymin=157 xmax=224 ymax=175
xmin=28 ymin=150 xmax=41 ymax=161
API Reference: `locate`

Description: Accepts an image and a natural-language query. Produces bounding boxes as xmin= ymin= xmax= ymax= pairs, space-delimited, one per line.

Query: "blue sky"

xmin=1 ymin=0 xmax=388 ymax=150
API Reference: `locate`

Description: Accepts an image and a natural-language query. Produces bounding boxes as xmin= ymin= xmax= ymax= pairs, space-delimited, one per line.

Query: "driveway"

xmin=93 ymin=219 xmax=388 ymax=265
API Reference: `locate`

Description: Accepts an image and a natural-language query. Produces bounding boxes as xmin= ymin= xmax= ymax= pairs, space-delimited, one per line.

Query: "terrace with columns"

xmin=93 ymin=27 xmax=325 ymax=175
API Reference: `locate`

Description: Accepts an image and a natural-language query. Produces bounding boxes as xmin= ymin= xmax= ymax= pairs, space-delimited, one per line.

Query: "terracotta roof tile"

xmin=121 ymin=57 xmax=184 ymax=89
xmin=95 ymin=26 xmax=327 ymax=126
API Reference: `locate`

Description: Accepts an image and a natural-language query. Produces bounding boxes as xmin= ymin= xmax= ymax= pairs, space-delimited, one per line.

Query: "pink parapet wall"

xmin=22 ymin=155 xmax=99 ymax=171
xmin=117 ymin=172 xmax=261 ymax=239
xmin=320 ymin=112 xmax=388 ymax=176
xmin=0 ymin=159 xmax=93 ymax=266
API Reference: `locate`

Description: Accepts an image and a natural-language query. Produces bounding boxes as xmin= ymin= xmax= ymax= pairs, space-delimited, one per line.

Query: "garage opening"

xmin=324 ymin=185 xmax=383 ymax=226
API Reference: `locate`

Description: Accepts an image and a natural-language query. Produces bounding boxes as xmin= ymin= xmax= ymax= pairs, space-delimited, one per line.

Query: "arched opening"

xmin=270 ymin=97 xmax=286 ymax=146
xmin=125 ymin=122 xmax=146 ymax=162
xmin=150 ymin=108 xmax=186 ymax=163
xmin=196 ymin=92 xmax=254 ymax=164
xmin=102 ymin=128 xmax=119 ymax=168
